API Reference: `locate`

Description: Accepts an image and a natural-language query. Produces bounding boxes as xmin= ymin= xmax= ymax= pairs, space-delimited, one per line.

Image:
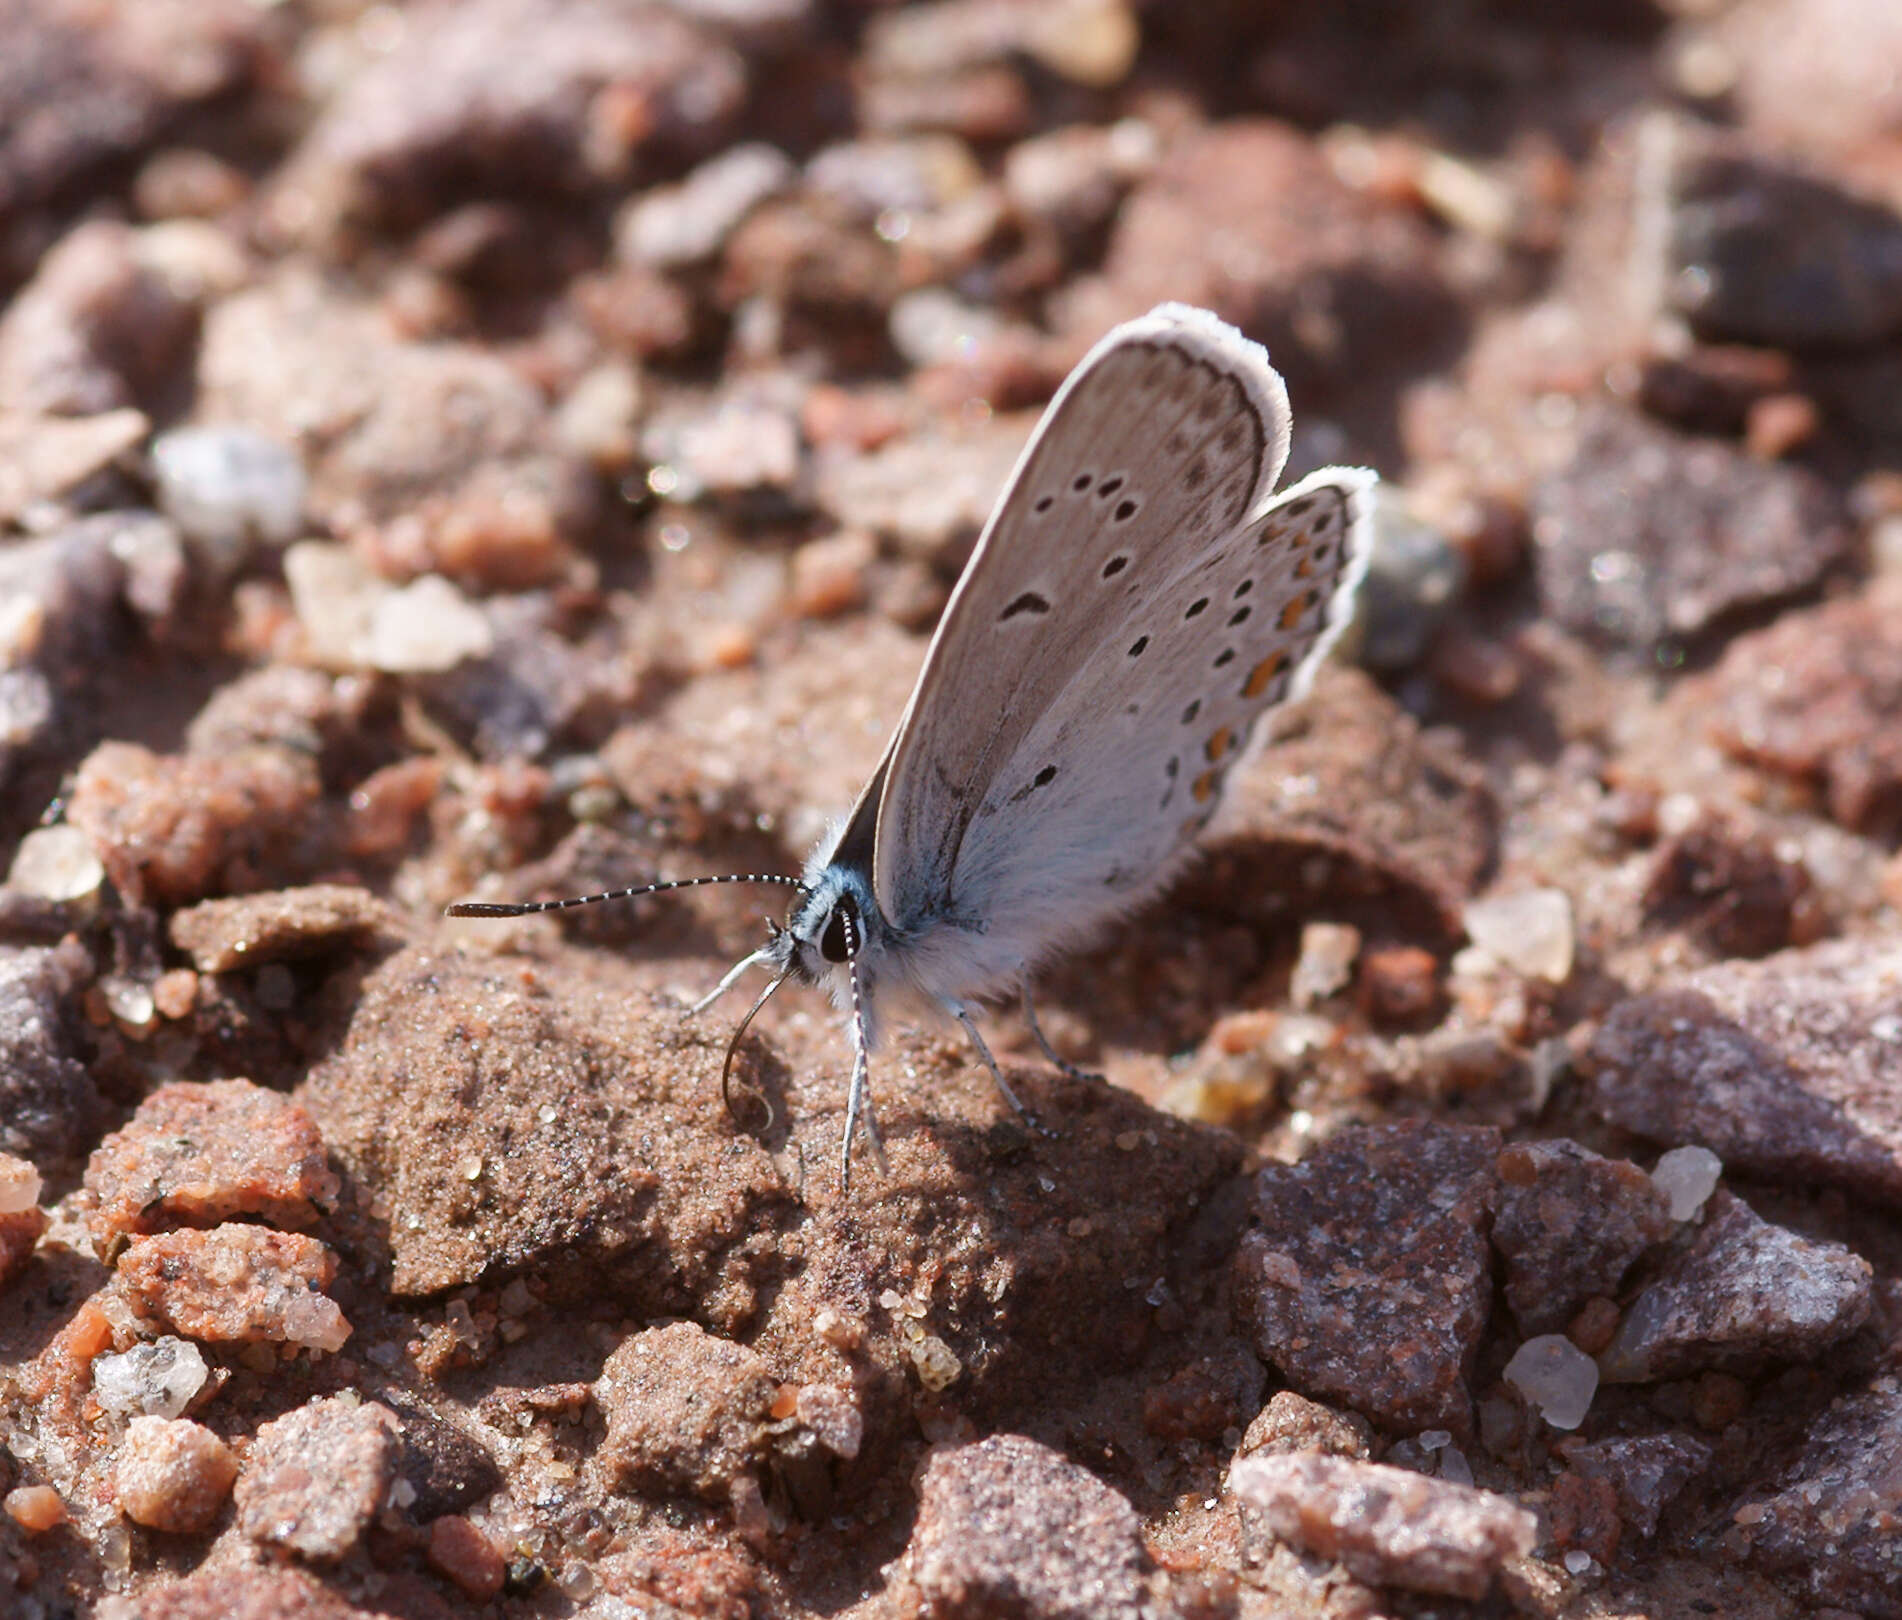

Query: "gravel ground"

xmin=4 ymin=1 xmax=1902 ymax=1616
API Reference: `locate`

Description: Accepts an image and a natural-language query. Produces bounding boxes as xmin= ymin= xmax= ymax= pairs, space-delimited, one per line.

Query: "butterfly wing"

xmin=919 ymin=466 xmax=1373 ymax=981
xmin=863 ymin=303 xmax=1371 ymax=985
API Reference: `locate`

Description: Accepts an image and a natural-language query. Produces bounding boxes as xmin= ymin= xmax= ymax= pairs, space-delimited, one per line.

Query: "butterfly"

xmin=450 ymin=303 xmax=1374 ymax=1184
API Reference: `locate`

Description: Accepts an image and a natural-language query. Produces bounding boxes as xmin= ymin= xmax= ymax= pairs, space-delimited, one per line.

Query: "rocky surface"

xmin=2 ymin=4 xmax=1900 ymax=1618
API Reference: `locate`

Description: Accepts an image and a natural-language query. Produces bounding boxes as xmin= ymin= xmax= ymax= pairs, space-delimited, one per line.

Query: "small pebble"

xmin=1290 ymin=922 xmax=1360 ymax=1008
xmin=114 ymin=1415 xmax=238 ymax=1533
xmin=1357 ymin=492 xmax=1469 ymax=672
xmin=92 ymin=1337 xmax=210 ymax=1419
xmin=6 ymin=824 xmax=106 ymax=903
xmin=1651 ymin=1146 xmax=1722 ymax=1221
xmin=1463 ymin=889 xmax=1575 ymax=984
xmin=1744 ymin=392 xmax=1819 ymax=459
xmin=4 ymin=1486 xmax=66 ymax=1532
xmin=0 ymin=1154 xmax=43 ymax=1215
xmin=1503 ymin=1335 xmax=1599 ymax=1430
xmin=150 ymin=427 xmax=306 ymax=574
xmin=152 ymin=969 xmax=198 ymax=1021
xmin=427 ymin=1513 xmax=507 ymax=1601
xmin=789 ymin=531 xmax=875 ymax=619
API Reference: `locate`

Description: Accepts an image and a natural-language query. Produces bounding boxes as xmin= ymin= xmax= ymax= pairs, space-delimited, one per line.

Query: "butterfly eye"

xmin=819 ymin=907 xmax=852 ymax=963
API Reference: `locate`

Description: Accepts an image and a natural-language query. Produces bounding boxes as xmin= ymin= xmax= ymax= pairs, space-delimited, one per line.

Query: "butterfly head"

xmin=771 ymin=861 xmax=880 ymax=991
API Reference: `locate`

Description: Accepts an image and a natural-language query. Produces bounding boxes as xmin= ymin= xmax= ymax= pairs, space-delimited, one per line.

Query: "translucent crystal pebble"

xmin=1652 ymin=1145 xmax=1722 ymax=1221
xmin=6 ymin=824 xmax=104 ymax=903
xmin=151 ymin=426 xmax=307 ymax=571
xmin=1463 ymin=888 xmax=1575 ymax=984
xmin=1502 ymin=1334 xmax=1598 ymax=1431
xmin=91 ymin=1336 xmax=209 ymax=1419
xmin=0 ymin=1155 xmax=42 ymax=1215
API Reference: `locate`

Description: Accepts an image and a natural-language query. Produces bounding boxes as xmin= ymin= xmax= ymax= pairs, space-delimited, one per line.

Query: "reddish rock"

xmin=1736 ymin=1381 xmax=1902 ymax=1615
xmin=83 ymin=1078 xmax=339 ymax=1245
xmin=1587 ymin=942 xmax=1902 ymax=1208
xmin=595 ymin=1321 xmax=774 ymax=1503
xmin=194 ymin=268 xmax=592 ymax=591
xmin=234 ymin=1397 xmax=399 ymax=1562
xmin=0 ymin=1206 xmax=46 ymax=1288
xmin=1692 ymin=577 xmax=1902 ymax=837
xmin=1237 ymin=1391 xmax=1374 ymax=1461
xmin=1560 ymin=1433 xmax=1711 ymax=1542
xmin=274 ymin=0 xmax=743 ymax=239
xmin=1599 ymin=1190 xmax=1871 ymax=1382
xmin=1550 ymin=1467 xmax=1621 ymax=1565
xmin=116 ymin=1225 xmax=351 ymax=1352
xmin=0 ymin=219 xmax=197 ymax=415
xmin=1235 ymin=1123 xmax=1499 ymax=1434
xmin=426 ymin=1513 xmax=506 ymax=1601
xmin=1061 ymin=121 xmax=1455 ymax=402
xmin=167 ymin=886 xmax=398 ymax=974
xmin=1530 ymin=405 xmax=1851 ymax=650
xmin=1231 ymin=1452 xmax=1535 ymax=1601
xmin=0 ymin=942 xmax=100 ymax=1172
xmin=96 ymin=1563 xmax=369 ymax=1620
xmin=1141 ymin=1342 xmax=1266 ymax=1443
xmin=1643 ymin=817 xmax=1822 ymax=958
xmin=892 ymin=1434 xmax=1150 ymax=1620
xmin=67 ymin=739 xmax=324 ymax=907
xmin=1492 ymin=1140 xmax=1674 ymax=1337
xmin=1354 ymin=943 xmax=1443 ymax=1029
xmin=114 ymin=1415 xmax=238 ymax=1533
xmin=1187 ymin=666 xmax=1497 ymax=945
xmin=0 ymin=0 xmax=267 ymax=223
xmin=1720 ymin=0 xmax=1902 ymax=158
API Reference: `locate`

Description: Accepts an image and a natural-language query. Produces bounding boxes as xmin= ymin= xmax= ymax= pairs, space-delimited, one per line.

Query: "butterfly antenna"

xmin=720 ymin=966 xmax=793 ymax=1134
xmin=838 ymin=903 xmax=887 ymax=1192
xmin=446 ymin=872 xmax=806 ymax=919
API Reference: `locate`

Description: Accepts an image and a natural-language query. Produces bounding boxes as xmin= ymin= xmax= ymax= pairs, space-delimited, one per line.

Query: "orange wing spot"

xmin=1279 ymin=597 xmax=1305 ymax=630
xmin=1242 ymin=649 xmax=1290 ymax=698
xmin=1294 ymin=556 xmax=1314 ymax=579
xmin=1179 ymin=813 xmax=1210 ymax=840
xmin=1205 ymin=726 xmax=1234 ymax=762
xmin=1191 ymin=769 xmax=1219 ymax=803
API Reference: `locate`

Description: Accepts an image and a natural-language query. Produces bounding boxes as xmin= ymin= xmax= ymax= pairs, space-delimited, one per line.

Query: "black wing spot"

xmin=1165 ymin=756 xmax=1180 ymax=776
xmin=1009 ymin=762 xmax=1060 ymax=803
xmin=1072 ymin=473 xmax=1093 ymax=493
xmin=1102 ymin=554 xmax=1130 ymax=579
xmin=1128 ymin=635 xmax=1149 ymax=657
xmin=1184 ymin=459 xmax=1207 ymax=490
xmin=1185 ymin=597 xmax=1209 ymax=619
xmin=1113 ymin=499 xmax=1138 ymax=523
xmin=1313 ymin=542 xmax=1331 ymax=562
xmin=1000 ymin=591 xmax=1050 ymax=621
xmin=1284 ymin=498 xmax=1314 ymax=520
xmin=1181 ymin=699 xmax=1201 ymax=724
xmin=1228 ymin=605 xmax=1252 ymax=626
xmin=1098 ymin=475 xmax=1124 ymax=497
xmin=1234 ymin=579 xmax=1254 ymax=597
xmin=1213 ymin=648 xmax=1236 ymax=668
xmin=1034 ymin=494 xmax=1054 ymax=514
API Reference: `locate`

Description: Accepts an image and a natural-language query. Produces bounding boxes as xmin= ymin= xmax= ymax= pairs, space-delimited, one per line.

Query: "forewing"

xmin=933 ymin=467 xmax=1375 ymax=967
xmin=870 ymin=304 xmax=1295 ymax=928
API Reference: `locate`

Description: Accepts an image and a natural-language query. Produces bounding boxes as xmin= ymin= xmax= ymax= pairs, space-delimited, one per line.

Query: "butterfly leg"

xmin=946 ymin=1000 xmax=1053 ymax=1136
xmin=1020 ymin=983 xmax=1104 ymax=1084
xmin=688 ymin=948 xmax=772 ymax=1017
xmin=839 ymin=1033 xmax=888 ymax=1192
